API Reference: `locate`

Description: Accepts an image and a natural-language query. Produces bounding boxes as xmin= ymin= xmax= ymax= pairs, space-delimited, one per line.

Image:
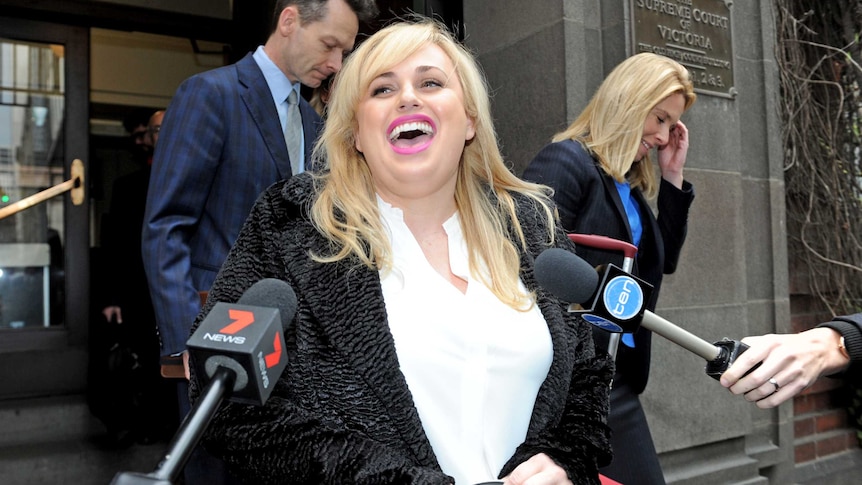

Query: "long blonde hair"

xmin=310 ymin=18 xmax=556 ymax=309
xmin=553 ymin=52 xmax=696 ymax=198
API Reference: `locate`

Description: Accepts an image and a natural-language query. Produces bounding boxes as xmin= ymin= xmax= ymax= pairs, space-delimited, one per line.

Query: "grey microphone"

xmin=535 ymin=248 xmax=748 ymax=372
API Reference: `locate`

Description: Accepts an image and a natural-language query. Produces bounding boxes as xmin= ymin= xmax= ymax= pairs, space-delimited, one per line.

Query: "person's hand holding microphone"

xmin=719 ymin=328 xmax=851 ymax=408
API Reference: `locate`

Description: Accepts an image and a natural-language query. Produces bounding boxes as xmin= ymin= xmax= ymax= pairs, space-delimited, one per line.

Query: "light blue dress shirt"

xmin=252 ymin=46 xmax=305 ymax=173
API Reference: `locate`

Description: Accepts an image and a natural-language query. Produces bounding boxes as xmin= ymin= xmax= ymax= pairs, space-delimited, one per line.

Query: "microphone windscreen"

xmin=535 ymin=248 xmax=599 ymax=304
xmin=238 ymin=278 xmax=298 ymax=330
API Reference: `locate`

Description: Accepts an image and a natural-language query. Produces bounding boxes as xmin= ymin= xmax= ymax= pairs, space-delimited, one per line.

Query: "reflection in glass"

xmin=0 ymin=39 xmax=66 ymax=329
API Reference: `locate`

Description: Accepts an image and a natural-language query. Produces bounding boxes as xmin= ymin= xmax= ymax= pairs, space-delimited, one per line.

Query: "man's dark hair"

xmin=122 ymin=107 xmax=154 ymax=135
xmin=270 ymin=0 xmax=379 ymax=33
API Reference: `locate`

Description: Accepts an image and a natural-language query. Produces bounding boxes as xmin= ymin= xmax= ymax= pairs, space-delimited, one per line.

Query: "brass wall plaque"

xmin=630 ymin=0 xmax=735 ymax=98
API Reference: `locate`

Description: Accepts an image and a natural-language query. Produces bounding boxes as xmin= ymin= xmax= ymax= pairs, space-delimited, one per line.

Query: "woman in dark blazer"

xmin=522 ymin=52 xmax=697 ymax=485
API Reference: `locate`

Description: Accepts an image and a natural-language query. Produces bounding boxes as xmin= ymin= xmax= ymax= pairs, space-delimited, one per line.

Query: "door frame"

xmin=0 ymin=17 xmax=90 ymax=399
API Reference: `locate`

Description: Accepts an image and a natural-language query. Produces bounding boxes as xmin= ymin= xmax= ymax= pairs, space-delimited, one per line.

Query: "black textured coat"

xmin=820 ymin=314 xmax=862 ymax=380
xmin=189 ymin=173 xmax=613 ymax=484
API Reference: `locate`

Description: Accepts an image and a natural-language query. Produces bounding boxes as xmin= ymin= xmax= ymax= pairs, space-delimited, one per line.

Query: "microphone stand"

xmin=110 ymin=367 xmax=236 ymax=485
xmin=567 ymin=233 xmax=638 ymax=363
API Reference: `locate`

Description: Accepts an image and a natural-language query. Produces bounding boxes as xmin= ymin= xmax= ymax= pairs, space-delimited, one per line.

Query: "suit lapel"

xmin=598 ymin=169 xmax=633 ymax=242
xmin=298 ymin=100 xmax=323 ymax=171
xmin=236 ymin=53 xmax=292 ymax=179
xmin=632 ymin=188 xmax=660 ymax=277
xmin=632 ymin=189 xmax=657 ymax=239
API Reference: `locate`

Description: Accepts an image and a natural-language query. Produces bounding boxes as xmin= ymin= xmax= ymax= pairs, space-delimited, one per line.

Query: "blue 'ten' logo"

xmin=602 ymin=275 xmax=644 ymax=321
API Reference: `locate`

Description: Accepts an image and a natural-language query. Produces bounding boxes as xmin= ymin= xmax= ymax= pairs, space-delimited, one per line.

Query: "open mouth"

xmin=389 ymin=121 xmax=434 ymax=142
xmin=387 ymin=118 xmax=436 ymax=154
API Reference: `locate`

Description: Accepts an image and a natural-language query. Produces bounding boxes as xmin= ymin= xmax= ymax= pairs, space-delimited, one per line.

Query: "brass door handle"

xmin=0 ymin=158 xmax=84 ymax=220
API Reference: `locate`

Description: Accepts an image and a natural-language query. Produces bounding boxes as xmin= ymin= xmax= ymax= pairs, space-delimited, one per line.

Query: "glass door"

xmin=0 ymin=38 xmax=67 ymax=329
xmin=0 ymin=18 xmax=89 ymax=398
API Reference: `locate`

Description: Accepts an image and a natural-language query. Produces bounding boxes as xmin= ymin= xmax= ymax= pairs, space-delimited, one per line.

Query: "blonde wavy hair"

xmin=309 ymin=18 xmax=556 ymax=309
xmin=553 ymin=52 xmax=696 ymax=198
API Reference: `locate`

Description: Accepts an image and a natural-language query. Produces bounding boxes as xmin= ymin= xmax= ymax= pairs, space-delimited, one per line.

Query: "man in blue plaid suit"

xmin=141 ymin=3 xmax=378 ymax=482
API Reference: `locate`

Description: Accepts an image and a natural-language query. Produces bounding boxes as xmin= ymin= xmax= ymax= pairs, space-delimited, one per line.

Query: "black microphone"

xmin=186 ymin=278 xmax=297 ymax=405
xmin=110 ymin=278 xmax=298 ymax=485
xmin=535 ymin=248 xmax=748 ymax=379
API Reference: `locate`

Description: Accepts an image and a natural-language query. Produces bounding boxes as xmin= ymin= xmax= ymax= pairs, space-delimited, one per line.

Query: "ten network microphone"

xmin=534 ymin=247 xmax=750 ymax=380
xmin=110 ymin=278 xmax=298 ymax=485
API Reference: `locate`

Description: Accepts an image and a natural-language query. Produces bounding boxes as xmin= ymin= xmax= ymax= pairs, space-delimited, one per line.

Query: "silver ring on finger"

xmin=768 ymin=377 xmax=780 ymax=394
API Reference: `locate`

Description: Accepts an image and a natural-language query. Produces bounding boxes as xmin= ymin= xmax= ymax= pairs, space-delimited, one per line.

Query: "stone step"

xmin=0 ymin=395 xmax=93 ymax=448
xmin=0 ymin=394 xmax=169 ymax=484
xmin=0 ymin=437 xmax=167 ymax=485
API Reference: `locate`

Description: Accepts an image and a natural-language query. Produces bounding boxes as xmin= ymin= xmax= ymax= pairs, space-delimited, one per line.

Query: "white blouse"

xmin=377 ymin=196 xmax=553 ymax=485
